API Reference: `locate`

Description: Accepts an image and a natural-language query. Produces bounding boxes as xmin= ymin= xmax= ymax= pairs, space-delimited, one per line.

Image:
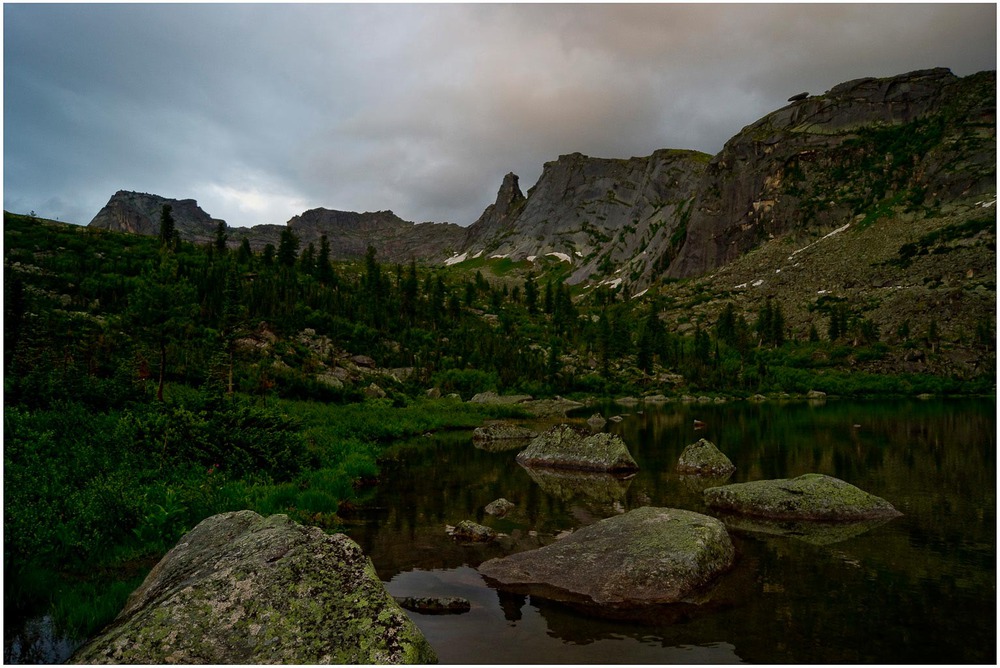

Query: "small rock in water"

xmin=484 ymin=498 xmax=515 ymax=517
xmin=586 ymin=412 xmax=607 ymax=429
xmin=395 ymin=596 xmax=471 ymax=615
xmin=676 ymin=438 xmax=735 ymax=476
xmin=449 ymin=520 xmax=498 ymax=542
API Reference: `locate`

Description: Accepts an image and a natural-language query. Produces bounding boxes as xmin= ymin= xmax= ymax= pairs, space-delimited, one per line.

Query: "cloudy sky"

xmin=4 ymin=3 xmax=996 ymax=228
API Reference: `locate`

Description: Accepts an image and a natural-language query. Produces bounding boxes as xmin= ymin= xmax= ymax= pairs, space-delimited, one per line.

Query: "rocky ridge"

xmin=86 ymin=68 xmax=993 ymax=293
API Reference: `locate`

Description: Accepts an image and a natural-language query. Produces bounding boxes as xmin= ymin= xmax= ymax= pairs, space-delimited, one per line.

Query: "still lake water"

xmin=343 ymin=398 xmax=996 ymax=664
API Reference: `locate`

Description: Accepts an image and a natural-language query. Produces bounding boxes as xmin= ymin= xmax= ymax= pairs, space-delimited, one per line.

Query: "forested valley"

xmin=3 ymin=206 xmax=994 ymax=644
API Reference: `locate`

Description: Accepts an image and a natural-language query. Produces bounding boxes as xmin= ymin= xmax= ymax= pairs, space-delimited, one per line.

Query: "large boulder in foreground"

xmin=478 ymin=507 xmax=734 ymax=608
xmin=70 ymin=511 xmax=435 ymax=664
xmin=703 ymin=473 xmax=902 ymax=521
xmin=516 ymin=424 xmax=638 ymax=472
xmin=676 ymin=438 xmax=735 ymax=476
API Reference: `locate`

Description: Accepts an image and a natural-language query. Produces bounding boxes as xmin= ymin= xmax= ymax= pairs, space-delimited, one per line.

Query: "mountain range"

xmin=88 ymin=67 xmax=995 ymax=292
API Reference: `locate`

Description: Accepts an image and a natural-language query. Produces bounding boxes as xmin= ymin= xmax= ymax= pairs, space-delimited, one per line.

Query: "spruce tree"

xmin=214 ymin=221 xmax=228 ymax=254
xmin=277 ymin=229 xmax=299 ymax=267
xmin=158 ymin=205 xmax=177 ymax=249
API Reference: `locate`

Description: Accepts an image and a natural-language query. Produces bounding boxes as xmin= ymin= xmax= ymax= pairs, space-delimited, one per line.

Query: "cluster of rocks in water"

xmin=461 ymin=422 xmax=902 ymax=617
xmin=74 ymin=411 xmax=903 ymax=663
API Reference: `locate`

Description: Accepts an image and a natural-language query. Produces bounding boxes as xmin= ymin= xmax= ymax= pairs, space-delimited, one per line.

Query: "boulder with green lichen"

xmin=516 ymin=424 xmax=638 ymax=472
xmin=69 ymin=511 xmax=436 ymax=664
xmin=676 ymin=438 xmax=736 ymax=476
xmin=478 ymin=507 xmax=734 ymax=609
xmin=703 ymin=473 xmax=902 ymax=521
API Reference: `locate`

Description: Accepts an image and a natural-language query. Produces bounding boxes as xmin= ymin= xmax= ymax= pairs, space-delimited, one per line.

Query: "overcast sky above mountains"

xmin=4 ymin=3 xmax=996 ymax=229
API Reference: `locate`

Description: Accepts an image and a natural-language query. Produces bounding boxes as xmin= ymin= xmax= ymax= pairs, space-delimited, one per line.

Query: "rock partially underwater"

xmin=478 ymin=507 xmax=734 ymax=609
xmin=675 ymin=438 xmax=736 ymax=476
xmin=703 ymin=473 xmax=902 ymax=521
xmin=70 ymin=511 xmax=436 ymax=664
xmin=516 ymin=424 xmax=638 ymax=472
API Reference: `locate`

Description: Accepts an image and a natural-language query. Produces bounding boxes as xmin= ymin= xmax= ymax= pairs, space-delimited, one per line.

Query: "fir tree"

xmin=277 ymin=229 xmax=299 ymax=267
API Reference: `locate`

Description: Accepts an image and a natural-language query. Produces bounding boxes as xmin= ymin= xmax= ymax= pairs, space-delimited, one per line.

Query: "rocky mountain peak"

xmin=88 ymin=191 xmax=224 ymax=243
xmin=463 ymin=171 xmax=527 ymax=248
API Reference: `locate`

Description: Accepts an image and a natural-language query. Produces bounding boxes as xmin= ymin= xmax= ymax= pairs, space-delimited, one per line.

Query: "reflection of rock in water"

xmin=678 ymin=471 xmax=733 ymax=494
xmin=473 ymin=437 xmax=533 ymax=453
xmin=717 ymin=513 xmax=895 ymax=546
xmin=520 ymin=462 xmax=634 ymax=504
xmin=496 ymin=589 xmax=527 ymax=622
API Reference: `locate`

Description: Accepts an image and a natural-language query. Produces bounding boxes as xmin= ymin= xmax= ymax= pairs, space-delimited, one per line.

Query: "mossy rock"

xmin=703 ymin=473 xmax=903 ymax=521
xmin=478 ymin=507 xmax=734 ymax=608
xmin=516 ymin=424 xmax=638 ymax=472
xmin=676 ymin=438 xmax=736 ymax=476
xmin=69 ymin=511 xmax=436 ymax=664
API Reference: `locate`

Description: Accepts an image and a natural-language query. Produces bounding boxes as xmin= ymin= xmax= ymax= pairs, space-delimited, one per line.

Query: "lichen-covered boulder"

xmin=484 ymin=498 xmax=516 ymax=517
xmin=676 ymin=438 xmax=736 ymax=476
xmin=69 ymin=511 xmax=436 ymax=664
xmin=472 ymin=422 xmax=538 ymax=443
xmin=449 ymin=520 xmax=498 ymax=543
xmin=394 ymin=596 xmax=471 ymax=615
xmin=516 ymin=424 xmax=638 ymax=472
xmin=703 ymin=473 xmax=903 ymax=521
xmin=478 ymin=507 xmax=734 ymax=608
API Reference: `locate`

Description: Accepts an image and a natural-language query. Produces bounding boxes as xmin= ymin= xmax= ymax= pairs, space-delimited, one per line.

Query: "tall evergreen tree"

xmin=236 ymin=238 xmax=253 ymax=265
xmin=214 ymin=221 xmax=228 ymax=254
xmin=277 ymin=229 xmax=299 ymax=267
xmin=316 ymin=235 xmax=334 ymax=284
xmin=126 ymin=251 xmax=196 ymax=401
xmin=524 ymin=273 xmax=539 ymax=315
xmin=158 ymin=205 xmax=177 ymax=249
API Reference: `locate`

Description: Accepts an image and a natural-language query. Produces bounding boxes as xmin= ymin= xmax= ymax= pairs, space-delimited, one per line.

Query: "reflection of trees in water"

xmin=350 ymin=400 xmax=994 ymax=663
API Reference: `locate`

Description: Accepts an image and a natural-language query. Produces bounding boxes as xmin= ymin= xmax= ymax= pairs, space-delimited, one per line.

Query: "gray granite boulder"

xmin=484 ymin=498 xmax=516 ymax=517
xmin=516 ymin=424 xmax=638 ymax=472
xmin=69 ymin=511 xmax=435 ymax=664
xmin=449 ymin=520 xmax=498 ymax=543
xmin=703 ymin=473 xmax=903 ymax=521
xmin=478 ymin=507 xmax=734 ymax=608
xmin=472 ymin=422 xmax=538 ymax=443
xmin=676 ymin=438 xmax=736 ymax=476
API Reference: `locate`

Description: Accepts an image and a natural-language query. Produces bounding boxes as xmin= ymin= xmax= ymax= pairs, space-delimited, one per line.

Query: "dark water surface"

xmin=343 ymin=398 xmax=996 ymax=664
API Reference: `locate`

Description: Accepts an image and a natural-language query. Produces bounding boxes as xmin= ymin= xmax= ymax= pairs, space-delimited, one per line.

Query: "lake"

xmin=342 ymin=398 xmax=996 ymax=664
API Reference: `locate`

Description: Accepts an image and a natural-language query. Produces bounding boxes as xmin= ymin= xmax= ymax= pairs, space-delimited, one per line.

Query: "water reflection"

xmin=345 ymin=398 xmax=996 ymax=664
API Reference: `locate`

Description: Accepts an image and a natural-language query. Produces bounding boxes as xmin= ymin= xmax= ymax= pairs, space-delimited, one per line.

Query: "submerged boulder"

xmin=69 ymin=511 xmax=435 ymax=664
xmin=516 ymin=424 xmax=638 ymax=472
xmin=478 ymin=507 xmax=734 ymax=608
xmin=703 ymin=473 xmax=902 ymax=521
xmin=676 ymin=438 xmax=736 ymax=476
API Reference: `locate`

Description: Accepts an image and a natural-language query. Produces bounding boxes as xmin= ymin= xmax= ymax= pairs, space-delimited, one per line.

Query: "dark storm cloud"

xmin=4 ymin=4 xmax=996 ymax=228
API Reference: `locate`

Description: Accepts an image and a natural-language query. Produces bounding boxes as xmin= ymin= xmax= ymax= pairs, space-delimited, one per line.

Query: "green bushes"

xmin=431 ymin=368 xmax=498 ymax=399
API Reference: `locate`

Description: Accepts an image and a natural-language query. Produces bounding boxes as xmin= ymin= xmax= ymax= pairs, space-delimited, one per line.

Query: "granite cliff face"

xmin=229 ymin=208 xmax=466 ymax=262
xmin=88 ymin=191 xmax=224 ymax=244
xmin=89 ymin=194 xmax=465 ymax=263
xmin=458 ymin=150 xmax=708 ymax=286
xmin=664 ymin=67 xmax=995 ymax=279
xmin=457 ymin=68 xmax=994 ymax=288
